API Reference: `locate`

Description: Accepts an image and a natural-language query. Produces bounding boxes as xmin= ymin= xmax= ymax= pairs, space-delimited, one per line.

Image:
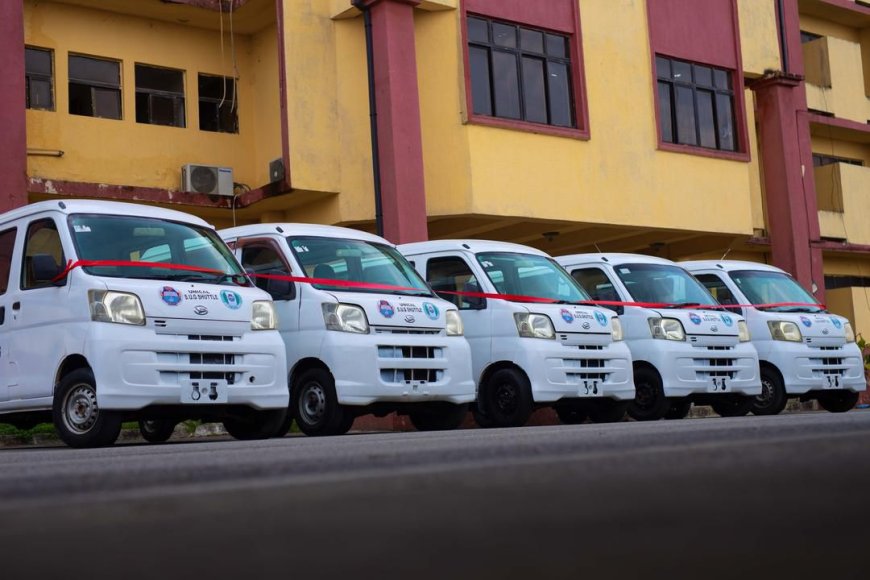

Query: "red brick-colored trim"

xmin=460 ymin=0 xmax=591 ymax=139
xmin=27 ymin=177 xmax=285 ymax=209
xmin=0 ymin=0 xmax=28 ymax=213
xmin=808 ymin=113 xmax=870 ymax=137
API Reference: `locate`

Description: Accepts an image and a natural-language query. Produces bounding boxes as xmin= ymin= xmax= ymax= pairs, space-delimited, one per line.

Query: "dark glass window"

xmin=25 ymin=47 xmax=53 ymax=110
xmin=68 ymin=55 xmax=121 ymax=119
xmin=812 ymin=154 xmax=864 ymax=167
xmin=0 ymin=228 xmax=16 ymax=295
xmin=426 ymin=256 xmax=485 ymax=310
xmin=655 ymin=55 xmax=737 ymax=152
xmin=135 ymin=64 xmax=185 ymax=127
xmin=240 ymin=243 xmax=292 ymax=294
xmin=22 ymin=219 xmax=64 ymax=290
xmin=199 ymin=74 xmax=239 ymax=133
xmin=467 ymin=15 xmax=575 ymax=128
xmin=693 ymin=274 xmax=741 ymax=314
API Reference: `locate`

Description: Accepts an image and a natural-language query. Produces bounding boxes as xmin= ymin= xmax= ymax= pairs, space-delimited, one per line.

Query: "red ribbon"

xmin=52 ymin=260 xmax=825 ymax=310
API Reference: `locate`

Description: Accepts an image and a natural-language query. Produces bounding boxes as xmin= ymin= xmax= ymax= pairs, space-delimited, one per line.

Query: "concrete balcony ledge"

xmin=815 ymin=162 xmax=870 ymax=244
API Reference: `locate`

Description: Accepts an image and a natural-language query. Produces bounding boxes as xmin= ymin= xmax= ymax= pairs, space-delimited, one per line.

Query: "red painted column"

xmin=0 ymin=0 xmax=28 ymax=212
xmin=357 ymin=0 xmax=429 ymax=244
xmin=751 ymin=0 xmax=824 ymax=300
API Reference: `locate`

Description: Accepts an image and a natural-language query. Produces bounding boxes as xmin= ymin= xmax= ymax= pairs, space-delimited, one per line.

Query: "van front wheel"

xmin=817 ymin=390 xmax=859 ymax=413
xmin=53 ymin=369 xmax=122 ymax=448
xmin=223 ymin=408 xmax=287 ymax=440
xmin=628 ymin=367 xmax=669 ymax=421
xmin=292 ymin=368 xmax=349 ymax=436
xmin=139 ymin=419 xmax=177 ymax=443
xmin=479 ymin=368 xmax=533 ymax=428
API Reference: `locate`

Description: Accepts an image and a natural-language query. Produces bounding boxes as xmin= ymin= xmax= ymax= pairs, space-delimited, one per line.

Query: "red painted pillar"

xmin=357 ymin=0 xmax=429 ymax=244
xmin=0 ymin=0 xmax=28 ymax=212
xmin=751 ymin=0 xmax=824 ymax=300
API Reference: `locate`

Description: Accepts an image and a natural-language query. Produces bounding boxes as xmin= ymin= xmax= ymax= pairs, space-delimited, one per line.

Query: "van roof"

xmin=680 ymin=259 xmax=785 ymax=274
xmin=219 ymin=223 xmax=389 ymax=245
xmin=556 ymin=252 xmax=680 ymax=268
xmin=398 ymin=239 xmax=550 ymax=257
xmin=0 ymin=199 xmax=211 ymax=228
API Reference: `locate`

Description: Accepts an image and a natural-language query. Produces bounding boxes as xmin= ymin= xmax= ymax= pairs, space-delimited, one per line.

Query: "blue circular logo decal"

xmin=221 ymin=290 xmax=242 ymax=310
xmin=800 ymin=315 xmax=812 ymax=328
xmin=561 ymin=309 xmax=574 ymax=323
xmin=831 ymin=317 xmax=842 ymax=329
xmin=422 ymin=302 xmax=439 ymax=320
xmin=160 ymin=286 xmax=182 ymax=306
xmin=689 ymin=313 xmax=702 ymax=325
xmin=378 ymin=300 xmax=395 ymax=318
xmin=720 ymin=314 xmax=733 ymax=327
xmin=595 ymin=310 xmax=608 ymax=327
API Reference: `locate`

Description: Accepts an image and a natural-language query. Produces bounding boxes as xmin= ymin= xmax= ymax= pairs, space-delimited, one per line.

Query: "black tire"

xmin=478 ymin=368 xmax=534 ymax=428
xmin=664 ymin=399 xmax=692 ymax=420
xmin=555 ymin=404 xmax=588 ymax=425
xmin=138 ymin=419 xmax=176 ymax=443
xmin=52 ymin=368 xmax=122 ymax=448
xmin=223 ymin=408 xmax=288 ymax=440
xmin=628 ymin=367 xmax=669 ymax=421
xmin=409 ymin=403 xmax=468 ymax=431
xmin=817 ymin=390 xmax=859 ymax=413
xmin=336 ymin=410 xmax=356 ymax=435
xmin=273 ymin=414 xmax=294 ymax=438
xmin=588 ymin=400 xmax=629 ymax=423
xmin=291 ymin=367 xmax=349 ymax=436
xmin=753 ymin=366 xmax=788 ymax=416
xmin=710 ymin=395 xmax=754 ymax=417
xmin=472 ymin=406 xmax=496 ymax=428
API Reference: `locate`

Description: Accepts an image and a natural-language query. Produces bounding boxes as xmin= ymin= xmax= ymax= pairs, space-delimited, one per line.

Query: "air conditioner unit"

xmin=181 ymin=164 xmax=234 ymax=196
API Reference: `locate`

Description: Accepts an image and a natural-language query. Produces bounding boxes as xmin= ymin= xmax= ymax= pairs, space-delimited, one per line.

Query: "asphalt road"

xmin=1 ymin=411 xmax=869 ymax=579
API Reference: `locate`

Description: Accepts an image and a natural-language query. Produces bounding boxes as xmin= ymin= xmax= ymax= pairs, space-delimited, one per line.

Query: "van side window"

xmin=427 ymin=256 xmax=484 ymax=310
xmin=22 ymin=219 xmax=65 ymax=290
xmin=571 ymin=267 xmax=618 ymax=302
xmin=694 ymin=274 xmax=741 ymax=313
xmin=0 ymin=228 xmax=16 ymax=295
xmin=241 ymin=244 xmax=291 ymax=293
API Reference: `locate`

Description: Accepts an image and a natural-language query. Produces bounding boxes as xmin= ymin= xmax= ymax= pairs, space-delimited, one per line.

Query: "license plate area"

xmin=823 ymin=375 xmax=843 ymax=390
xmin=708 ymin=377 xmax=729 ymax=393
xmin=578 ymin=380 xmax=600 ymax=396
xmin=181 ymin=379 xmax=229 ymax=404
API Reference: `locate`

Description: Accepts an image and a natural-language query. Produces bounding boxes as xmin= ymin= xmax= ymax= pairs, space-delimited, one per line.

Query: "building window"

xmin=467 ymin=15 xmax=575 ymax=128
xmin=199 ymin=74 xmax=239 ymax=133
xmin=69 ymin=55 xmax=122 ymax=119
xmin=25 ymin=47 xmax=53 ymax=110
xmin=135 ymin=64 xmax=185 ymax=127
xmin=656 ymin=55 xmax=736 ymax=152
xmin=800 ymin=30 xmax=822 ymax=44
xmin=812 ymin=154 xmax=863 ymax=167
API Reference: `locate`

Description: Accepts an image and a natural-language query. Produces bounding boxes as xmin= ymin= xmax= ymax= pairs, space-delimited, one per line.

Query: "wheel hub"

xmin=756 ymin=379 xmax=773 ymax=405
xmin=301 ymin=383 xmax=327 ymax=424
xmin=64 ymin=384 xmax=99 ymax=434
xmin=494 ymin=383 xmax=517 ymax=414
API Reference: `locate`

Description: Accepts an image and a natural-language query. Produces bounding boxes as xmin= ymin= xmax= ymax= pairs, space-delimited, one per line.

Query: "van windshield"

xmin=287 ymin=236 xmax=432 ymax=296
xmin=476 ymin=252 xmax=590 ymax=303
xmin=68 ymin=214 xmax=247 ymax=285
xmin=729 ymin=270 xmax=823 ymax=312
xmin=614 ymin=263 xmax=714 ymax=307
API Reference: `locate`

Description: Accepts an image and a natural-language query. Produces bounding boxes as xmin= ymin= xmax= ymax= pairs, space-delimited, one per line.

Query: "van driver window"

xmin=22 ymin=219 xmax=65 ymax=290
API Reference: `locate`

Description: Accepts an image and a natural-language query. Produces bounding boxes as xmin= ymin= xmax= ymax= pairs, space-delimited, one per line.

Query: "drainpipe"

xmin=776 ymin=0 xmax=790 ymax=74
xmin=351 ymin=0 xmax=384 ymax=238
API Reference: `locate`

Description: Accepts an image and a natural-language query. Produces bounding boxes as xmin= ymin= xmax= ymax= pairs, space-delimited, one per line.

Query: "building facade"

xmin=2 ymin=0 xmax=870 ymax=336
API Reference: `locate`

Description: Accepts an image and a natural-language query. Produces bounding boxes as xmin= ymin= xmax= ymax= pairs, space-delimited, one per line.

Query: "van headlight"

xmin=514 ymin=313 xmax=555 ymax=339
xmin=446 ymin=310 xmax=464 ymax=336
xmin=251 ymin=300 xmax=277 ymax=331
xmin=611 ymin=317 xmax=624 ymax=341
xmin=737 ymin=320 xmax=751 ymax=342
xmin=648 ymin=317 xmax=685 ymax=341
xmin=89 ymin=290 xmax=145 ymax=326
xmin=768 ymin=321 xmax=802 ymax=342
xmin=844 ymin=321 xmax=855 ymax=343
xmin=322 ymin=303 xmax=369 ymax=334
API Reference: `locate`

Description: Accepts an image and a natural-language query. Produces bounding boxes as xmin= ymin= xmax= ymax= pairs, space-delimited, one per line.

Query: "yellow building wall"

xmin=411 ymin=0 xmax=774 ymax=236
xmin=827 ymin=287 xmax=870 ymax=339
xmin=23 ymin=0 xmax=283 ymax=193
xmin=737 ymin=0 xmax=781 ymax=77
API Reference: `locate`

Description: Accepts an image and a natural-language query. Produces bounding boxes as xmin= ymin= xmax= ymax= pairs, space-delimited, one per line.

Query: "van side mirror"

xmin=266 ymin=277 xmax=295 ymax=301
xmin=31 ymin=254 xmax=62 ymax=283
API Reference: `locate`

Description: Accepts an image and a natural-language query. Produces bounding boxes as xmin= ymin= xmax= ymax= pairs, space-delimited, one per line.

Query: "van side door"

xmin=10 ymin=217 xmax=71 ymax=401
xmin=0 ymin=227 xmax=19 ymax=402
xmin=693 ymin=273 xmax=743 ymax=315
xmin=424 ymin=253 xmax=492 ymax=382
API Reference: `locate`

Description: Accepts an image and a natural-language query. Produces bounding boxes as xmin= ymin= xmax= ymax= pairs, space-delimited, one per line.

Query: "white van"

xmin=0 ymin=200 xmax=288 ymax=448
xmin=397 ymin=240 xmax=634 ymax=427
xmin=556 ymin=254 xmax=761 ymax=420
xmin=218 ymin=224 xmax=475 ymax=436
xmin=682 ymin=260 xmax=866 ymax=414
